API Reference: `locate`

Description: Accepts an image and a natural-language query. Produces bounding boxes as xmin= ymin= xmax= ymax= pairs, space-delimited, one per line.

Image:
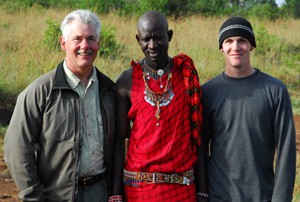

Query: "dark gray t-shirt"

xmin=202 ymin=69 xmax=296 ymax=202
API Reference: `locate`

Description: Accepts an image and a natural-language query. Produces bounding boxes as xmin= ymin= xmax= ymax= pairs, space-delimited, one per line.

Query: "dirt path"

xmin=1 ymin=115 xmax=300 ymax=201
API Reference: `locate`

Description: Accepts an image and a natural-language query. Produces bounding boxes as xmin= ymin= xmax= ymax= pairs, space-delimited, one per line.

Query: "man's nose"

xmin=81 ymin=39 xmax=89 ymax=49
xmin=231 ymin=41 xmax=240 ymax=51
xmin=148 ymin=39 xmax=156 ymax=49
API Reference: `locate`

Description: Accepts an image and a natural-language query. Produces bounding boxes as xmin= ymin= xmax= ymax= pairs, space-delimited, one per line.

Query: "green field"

xmin=0 ymin=6 xmax=299 ymax=201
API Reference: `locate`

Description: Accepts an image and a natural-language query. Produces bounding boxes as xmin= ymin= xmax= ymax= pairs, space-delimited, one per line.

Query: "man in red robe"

xmin=109 ymin=11 xmax=208 ymax=202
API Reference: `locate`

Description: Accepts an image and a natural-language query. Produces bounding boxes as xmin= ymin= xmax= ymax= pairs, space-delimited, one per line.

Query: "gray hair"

xmin=60 ymin=9 xmax=101 ymax=40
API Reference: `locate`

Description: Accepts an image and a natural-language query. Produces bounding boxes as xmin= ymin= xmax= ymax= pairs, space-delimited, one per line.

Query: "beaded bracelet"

xmin=197 ymin=192 xmax=209 ymax=198
xmin=108 ymin=195 xmax=123 ymax=202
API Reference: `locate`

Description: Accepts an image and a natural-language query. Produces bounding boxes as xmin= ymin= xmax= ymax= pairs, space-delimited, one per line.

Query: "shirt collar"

xmin=63 ymin=60 xmax=97 ymax=89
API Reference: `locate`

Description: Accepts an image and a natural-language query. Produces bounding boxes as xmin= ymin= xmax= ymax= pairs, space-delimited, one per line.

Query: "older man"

xmin=4 ymin=10 xmax=115 ymax=202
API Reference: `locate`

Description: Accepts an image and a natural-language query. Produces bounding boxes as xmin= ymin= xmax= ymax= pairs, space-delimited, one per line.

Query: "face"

xmin=136 ymin=17 xmax=172 ymax=68
xmin=221 ymin=36 xmax=252 ymax=69
xmin=60 ymin=20 xmax=99 ymax=72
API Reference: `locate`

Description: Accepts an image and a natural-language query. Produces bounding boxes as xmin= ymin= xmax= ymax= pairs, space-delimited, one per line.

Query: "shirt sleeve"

xmin=4 ymin=86 xmax=44 ymax=201
xmin=272 ymin=86 xmax=296 ymax=202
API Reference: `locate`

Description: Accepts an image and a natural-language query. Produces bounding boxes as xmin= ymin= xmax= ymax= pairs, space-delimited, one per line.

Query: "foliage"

xmin=254 ymin=25 xmax=278 ymax=55
xmin=0 ymin=126 xmax=6 ymax=138
xmin=137 ymin=0 xmax=168 ymax=16
xmin=43 ymin=19 xmax=61 ymax=51
xmin=0 ymin=7 xmax=299 ymax=113
xmin=1 ymin=0 xmax=300 ymax=19
xmin=249 ymin=3 xmax=280 ymax=21
xmin=189 ymin=0 xmax=227 ymax=17
xmin=99 ymin=25 xmax=123 ymax=58
xmin=283 ymin=0 xmax=300 ymax=18
xmin=253 ymin=24 xmax=300 ymax=93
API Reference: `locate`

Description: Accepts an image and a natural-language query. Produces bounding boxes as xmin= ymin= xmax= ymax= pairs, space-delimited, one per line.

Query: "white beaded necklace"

xmin=142 ymin=59 xmax=174 ymax=126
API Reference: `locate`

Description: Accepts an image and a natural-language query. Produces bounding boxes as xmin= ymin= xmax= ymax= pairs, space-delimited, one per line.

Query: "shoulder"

xmin=202 ymin=74 xmax=223 ymax=90
xmin=173 ymin=53 xmax=195 ymax=66
xmin=21 ymin=69 xmax=56 ymax=94
xmin=115 ymin=67 xmax=133 ymax=99
xmin=255 ymin=70 xmax=289 ymax=97
xmin=174 ymin=53 xmax=193 ymax=61
xmin=116 ymin=68 xmax=132 ymax=85
xmin=258 ymin=70 xmax=286 ymax=86
xmin=14 ymin=69 xmax=57 ymax=113
xmin=95 ymin=68 xmax=116 ymax=88
xmin=201 ymin=74 xmax=224 ymax=103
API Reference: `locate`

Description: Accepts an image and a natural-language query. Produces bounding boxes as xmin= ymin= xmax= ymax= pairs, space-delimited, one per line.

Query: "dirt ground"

xmin=0 ymin=115 xmax=300 ymax=201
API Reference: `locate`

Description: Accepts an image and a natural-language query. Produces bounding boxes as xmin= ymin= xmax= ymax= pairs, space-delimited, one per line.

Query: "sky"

xmin=275 ymin=0 xmax=285 ymax=7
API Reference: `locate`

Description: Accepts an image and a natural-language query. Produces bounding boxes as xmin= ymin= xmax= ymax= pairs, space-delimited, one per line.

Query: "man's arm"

xmin=195 ymin=142 xmax=209 ymax=202
xmin=195 ymin=97 xmax=211 ymax=202
xmin=272 ymin=86 xmax=296 ymax=202
xmin=4 ymin=88 xmax=44 ymax=201
xmin=111 ymin=69 xmax=132 ymax=197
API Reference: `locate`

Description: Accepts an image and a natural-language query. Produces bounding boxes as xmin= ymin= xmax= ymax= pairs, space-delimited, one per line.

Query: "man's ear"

xmin=167 ymin=30 xmax=173 ymax=41
xmin=60 ymin=36 xmax=66 ymax=51
xmin=135 ymin=34 xmax=140 ymax=43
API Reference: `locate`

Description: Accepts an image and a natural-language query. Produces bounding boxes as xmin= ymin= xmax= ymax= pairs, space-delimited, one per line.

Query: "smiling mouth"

xmin=77 ymin=50 xmax=93 ymax=56
xmin=230 ymin=54 xmax=243 ymax=57
xmin=148 ymin=51 xmax=159 ymax=57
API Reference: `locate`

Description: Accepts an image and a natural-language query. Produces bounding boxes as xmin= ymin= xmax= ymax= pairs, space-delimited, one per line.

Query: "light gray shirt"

xmin=63 ymin=61 xmax=106 ymax=177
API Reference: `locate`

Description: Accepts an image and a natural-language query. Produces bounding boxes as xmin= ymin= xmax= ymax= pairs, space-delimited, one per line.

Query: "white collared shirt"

xmin=63 ymin=60 xmax=106 ymax=177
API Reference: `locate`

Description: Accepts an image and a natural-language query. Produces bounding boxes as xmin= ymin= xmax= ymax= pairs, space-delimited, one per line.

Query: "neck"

xmin=225 ymin=65 xmax=255 ymax=78
xmin=68 ymin=66 xmax=93 ymax=86
xmin=144 ymin=57 xmax=170 ymax=71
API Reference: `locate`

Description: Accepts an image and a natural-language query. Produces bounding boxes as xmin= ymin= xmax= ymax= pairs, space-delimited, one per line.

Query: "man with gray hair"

xmin=202 ymin=16 xmax=296 ymax=201
xmin=4 ymin=9 xmax=116 ymax=202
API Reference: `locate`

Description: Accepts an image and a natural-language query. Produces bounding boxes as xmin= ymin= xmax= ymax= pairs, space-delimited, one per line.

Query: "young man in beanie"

xmin=202 ymin=16 xmax=296 ymax=201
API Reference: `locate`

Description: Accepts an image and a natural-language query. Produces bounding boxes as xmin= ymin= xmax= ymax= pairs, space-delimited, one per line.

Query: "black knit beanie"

xmin=218 ymin=17 xmax=256 ymax=49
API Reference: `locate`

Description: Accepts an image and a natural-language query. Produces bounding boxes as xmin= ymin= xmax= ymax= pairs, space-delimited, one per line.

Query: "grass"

xmin=0 ymin=126 xmax=6 ymax=161
xmin=0 ymin=6 xmax=299 ymax=200
xmin=0 ymin=7 xmax=299 ymax=111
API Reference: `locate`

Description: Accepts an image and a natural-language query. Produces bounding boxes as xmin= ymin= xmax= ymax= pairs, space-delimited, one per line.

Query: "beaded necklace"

xmin=142 ymin=59 xmax=174 ymax=126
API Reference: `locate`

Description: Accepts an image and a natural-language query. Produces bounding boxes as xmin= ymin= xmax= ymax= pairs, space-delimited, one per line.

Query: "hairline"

xmin=60 ymin=9 xmax=101 ymax=40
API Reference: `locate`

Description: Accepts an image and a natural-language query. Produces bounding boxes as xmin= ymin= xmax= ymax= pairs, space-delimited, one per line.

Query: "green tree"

xmin=283 ymin=0 xmax=300 ymax=18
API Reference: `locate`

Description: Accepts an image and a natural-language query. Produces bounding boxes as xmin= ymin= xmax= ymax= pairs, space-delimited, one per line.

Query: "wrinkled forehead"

xmin=65 ymin=20 xmax=97 ymax=38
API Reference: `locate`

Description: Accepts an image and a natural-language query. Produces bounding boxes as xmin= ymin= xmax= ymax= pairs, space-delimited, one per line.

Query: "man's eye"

xmin=142 ymin=38 xmax=150 ymax=42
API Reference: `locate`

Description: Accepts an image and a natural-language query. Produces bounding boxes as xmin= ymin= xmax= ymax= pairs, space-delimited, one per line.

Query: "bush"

xmin=249 ymin=3 xmax=280 ymax=21
xmin=99 ymin=25 xmax=123 ymax=58
xmin=254 ymin=25 xmax=278 ymax=56
xmin=137 ymin=0 xmax=169 ymax=16
xmin=43 ymin=19 xmax=61 ymax=51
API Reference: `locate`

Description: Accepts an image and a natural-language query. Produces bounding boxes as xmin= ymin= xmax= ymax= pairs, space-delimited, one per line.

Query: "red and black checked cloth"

xmin=124 ymin=54 xmax=202 ymax=201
